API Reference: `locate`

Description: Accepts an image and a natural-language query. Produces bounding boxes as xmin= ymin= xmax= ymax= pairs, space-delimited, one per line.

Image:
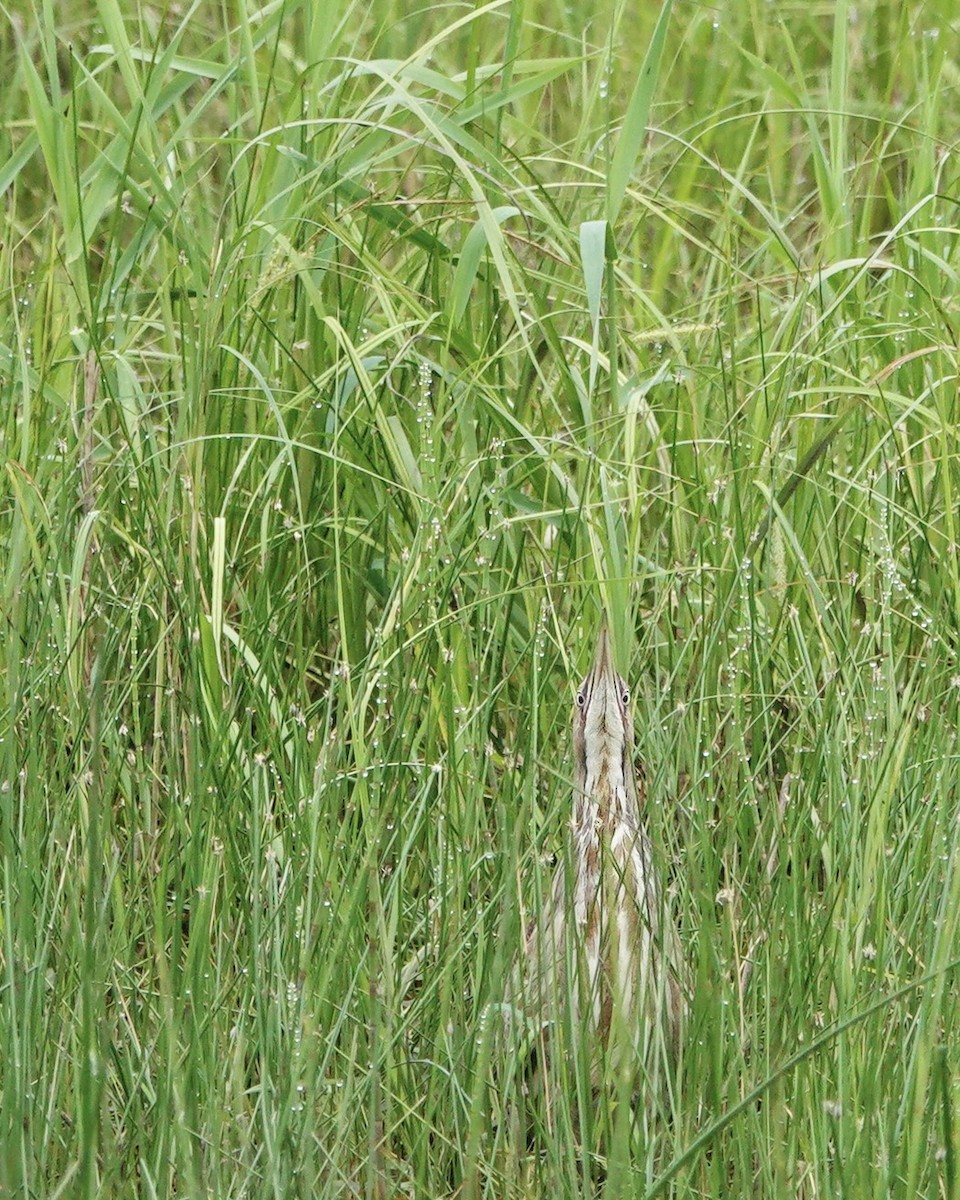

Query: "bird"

xmin=507 ymin=625 xmax=685 ymax=1114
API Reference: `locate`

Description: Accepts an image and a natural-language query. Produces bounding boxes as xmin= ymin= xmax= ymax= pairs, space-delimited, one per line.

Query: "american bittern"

xmin=511 ymin=627 xmax=685 ymax=1099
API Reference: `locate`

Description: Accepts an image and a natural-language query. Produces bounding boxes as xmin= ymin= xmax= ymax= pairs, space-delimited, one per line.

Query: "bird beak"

xmin=593 ymin=626 xmax=613 ymax=679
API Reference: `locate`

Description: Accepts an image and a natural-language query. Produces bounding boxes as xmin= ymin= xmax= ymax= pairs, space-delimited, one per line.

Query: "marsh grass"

xmin=1 ymin=0 xmax=960 ymax=1195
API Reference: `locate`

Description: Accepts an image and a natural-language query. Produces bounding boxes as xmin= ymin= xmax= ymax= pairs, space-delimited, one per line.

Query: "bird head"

xmin=573 ymin=626 xmax=634 ymax=795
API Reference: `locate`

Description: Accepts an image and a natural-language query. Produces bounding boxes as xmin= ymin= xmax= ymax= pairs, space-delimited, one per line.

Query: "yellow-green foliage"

xmin=1 ymin=1 xmax=959 ymax=1196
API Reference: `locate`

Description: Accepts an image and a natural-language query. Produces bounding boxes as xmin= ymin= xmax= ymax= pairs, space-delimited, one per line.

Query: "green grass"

xmin=1 ymin=0 xmax=959 ymax=1195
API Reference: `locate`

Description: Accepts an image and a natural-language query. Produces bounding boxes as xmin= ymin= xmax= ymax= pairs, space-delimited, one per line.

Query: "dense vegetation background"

xmin=1 ymin=0 xmax=959 ymax=1195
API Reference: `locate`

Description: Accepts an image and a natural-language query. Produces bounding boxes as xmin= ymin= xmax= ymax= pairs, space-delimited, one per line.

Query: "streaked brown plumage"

xmin=511 ymin=627 xmax=684 ymax=1095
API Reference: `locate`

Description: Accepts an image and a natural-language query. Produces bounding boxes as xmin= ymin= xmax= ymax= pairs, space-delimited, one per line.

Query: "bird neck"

xmin=574 ymin=749 xmax=642 ymax=831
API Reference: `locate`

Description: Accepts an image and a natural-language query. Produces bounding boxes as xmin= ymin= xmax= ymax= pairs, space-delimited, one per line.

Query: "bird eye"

xmin=576 ymin=691 xmax=586 ymax=708
xmin=620 ymin=687 xmax=630 ymax=704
